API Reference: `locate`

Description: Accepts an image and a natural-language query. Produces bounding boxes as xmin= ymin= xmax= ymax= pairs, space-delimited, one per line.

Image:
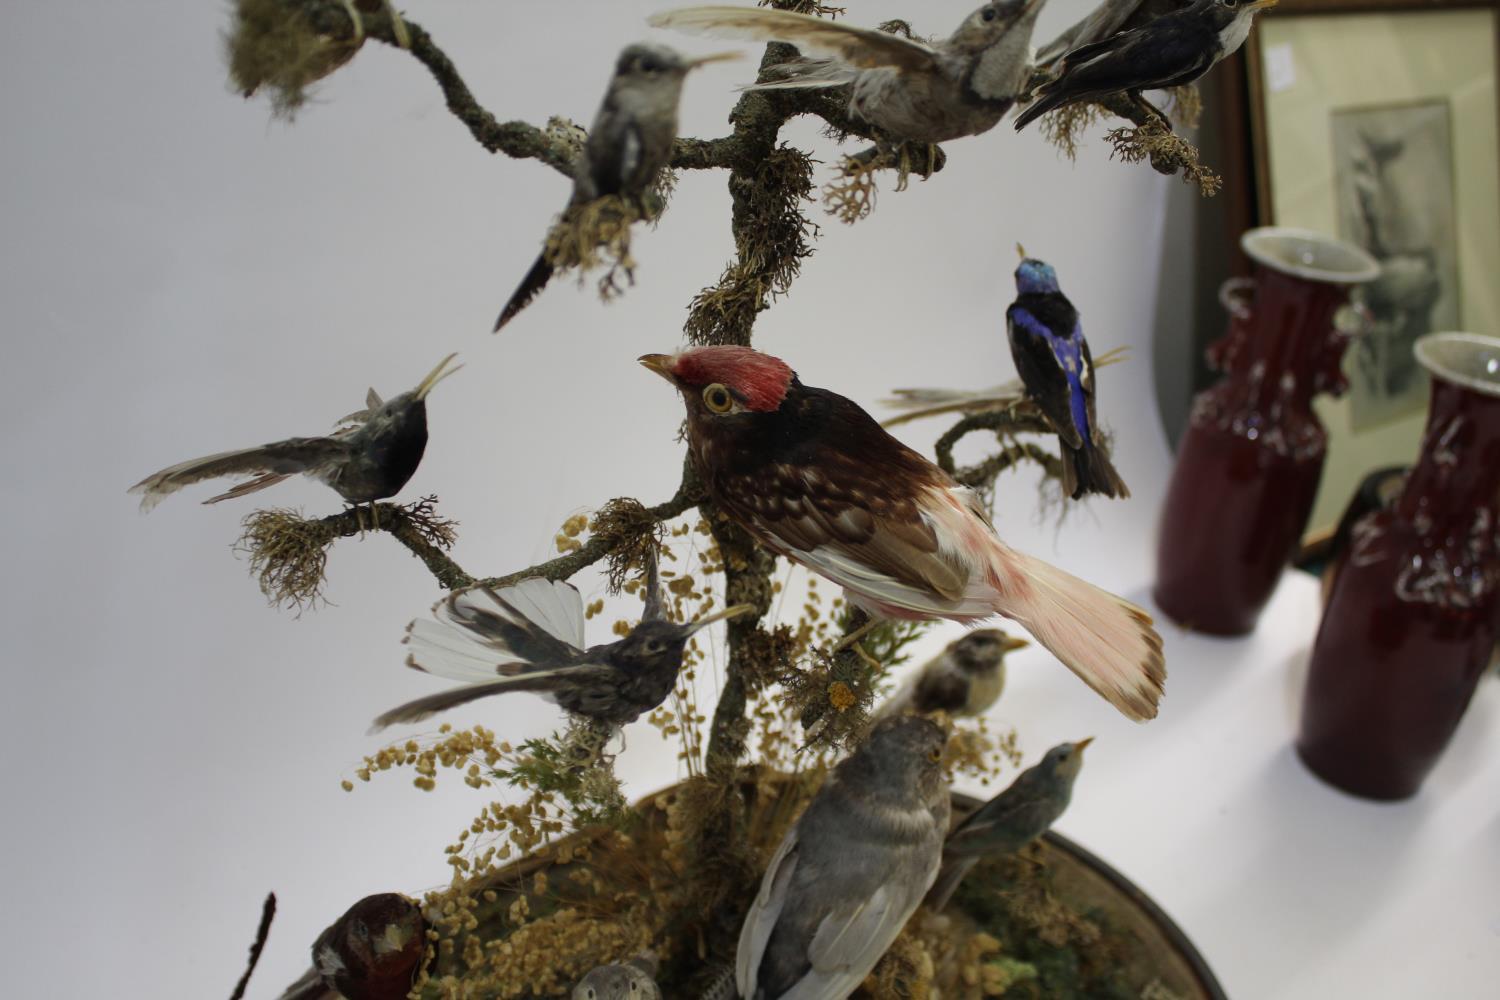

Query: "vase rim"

xmin=1414 ymin=332 xmax=1500 ymax=398
xmin=1240 ymin=227 xmax=1380 ymax=284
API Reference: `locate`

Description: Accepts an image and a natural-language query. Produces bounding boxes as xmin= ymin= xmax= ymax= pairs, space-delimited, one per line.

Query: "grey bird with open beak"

xmin=572 ymin=954 xmax=662 ymax=1000
xmin=927 ymin=739 xmax=1091 ymax=911
xmin=736 ymin=715 xmax=950 ymax=999
xmin=129 ymin=354 xmax=460 ymax=517
xmin=494 ymin=44 xmax=736 ymax=331
xmin=651 ymin=2 xmax=1048 ymax=145
xmin=1014 ymin=0 xmax=1278 ymax=131
xmin=372 ymin=549 xmax=754 ymax=731
xmin=875 ymin=629 xmax=1029 ymax=721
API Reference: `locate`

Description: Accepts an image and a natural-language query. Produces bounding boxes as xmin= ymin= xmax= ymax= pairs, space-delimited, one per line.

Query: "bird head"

xmin=1200 ymin=0 xmax=1279 ymax=49
xmin=639 ymin=346 xmax=796 ymax=419
xmin=610 ymin=43 xmax=738 ymax=98
xmin=611 ymin=602 xmax=757 ymax=672
xmin=863 ymin=715 xmax=949 ymax=802
xmin=572 ymin=962 xmax=659 ymax=1000
xmin=1013 ymin=245 xmax=1061 ymax=294
xmin=354 ymin=353 xmax=462 ymax=431
xmin=948 ymin=0 xmax=1048 ymax=53
xmin=950 ymin=629 xmax=1030 ymax=672
xmin=1039 ymin=737 xmax=1092 ymax=784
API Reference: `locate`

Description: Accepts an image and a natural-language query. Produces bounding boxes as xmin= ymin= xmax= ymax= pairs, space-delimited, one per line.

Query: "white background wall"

xmin=2 ymin=2 xmax=1495 ymax=998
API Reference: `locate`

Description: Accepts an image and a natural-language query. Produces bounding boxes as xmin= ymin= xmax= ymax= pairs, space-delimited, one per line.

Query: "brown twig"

xmin=228 ymin=892 xmax=277 ymax=1000
xmin=934 ymin=408 xmax=1055 ymax=477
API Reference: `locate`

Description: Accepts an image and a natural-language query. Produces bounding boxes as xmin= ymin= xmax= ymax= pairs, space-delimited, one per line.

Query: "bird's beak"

xmin=1244 ymin=0 xmax=1278 ymax=10
xmin=638 ymin=353 xmax=678 ymax=385
xmin=1002 ymin=635 xmax=1031 ymax=653
xmin=414 ymin=353 xmax=463 ymax=400
xmin=684 ymin=603 xmax=757 ymax=633
xmin=1015 ymin=243 xmax=1028 ymax=260
xmin=1074 ymin=737 xmax=1094 ymax=754
xmin=685 ymin=51 xmax=742 ymax=70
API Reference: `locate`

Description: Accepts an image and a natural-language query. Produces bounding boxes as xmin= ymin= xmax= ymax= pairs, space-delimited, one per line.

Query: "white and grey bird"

xmin=875 ymin=629 xmax=1029 ymax=721
xmin=129 ymin=354 xmax=460 ymax=512
xmin=736 ymin=715 xmax=951 ymax=999
xmin=572 ymin=954 xmax=661 ymax=1000
xmin=1014 ymin=0 xmax=1277 ymax=131
xmin=651 ymin=2 xmax=1049 ymax=145
xmin=926 ymin=739 xmax=1090 ymax=911
xmin=372 ymin=551 xmax=754 ymax=731
xmin=494 ymin=43 xmax=735 ymax=331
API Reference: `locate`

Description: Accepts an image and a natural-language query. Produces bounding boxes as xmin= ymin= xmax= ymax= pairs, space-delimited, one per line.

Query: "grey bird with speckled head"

xmin=875 ymin=629 xmax=1029 ymax=721
xmin=736 ymin=715 xmax=951 ymax=999
xmin=129 ymin=354 xmax=460 ymax=514
xmin=926 ymin=739 xmax=1091 ymax=911
xmin=651 ymin=2 xmax=1048 ymax=145
xmin=371 ymin=549 xmax=754 ymax=731
xmin=572 ymin=954 xmax=661 ymax=1000
xmin=494 ymin=43 xmax=735 ymax=331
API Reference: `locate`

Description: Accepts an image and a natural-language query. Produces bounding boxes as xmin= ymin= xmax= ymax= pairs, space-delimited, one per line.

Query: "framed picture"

xmin=1243 ymin=0 xmax=1500 ymax=537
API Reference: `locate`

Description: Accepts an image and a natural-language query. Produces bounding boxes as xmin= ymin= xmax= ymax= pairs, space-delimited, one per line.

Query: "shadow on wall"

xmin=1152 ymin=64 xmax=1252 ymax=447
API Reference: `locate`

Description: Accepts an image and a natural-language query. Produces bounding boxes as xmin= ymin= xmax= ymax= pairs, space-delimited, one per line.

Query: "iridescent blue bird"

xmin=1006 ymin=248 xmax=1129 ymax=500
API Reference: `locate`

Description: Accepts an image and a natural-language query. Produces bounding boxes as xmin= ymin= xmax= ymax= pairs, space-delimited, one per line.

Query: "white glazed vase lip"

xmin=1240 ymin=226 xmax=1380 ymax=284
xmin=1414 ymin=332 xmax=1500 ymax=399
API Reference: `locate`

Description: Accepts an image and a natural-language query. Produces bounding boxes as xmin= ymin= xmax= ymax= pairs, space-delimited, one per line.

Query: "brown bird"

xmin=873 ymin=629 xmax=1029 ymax=721
xmin=640 ymin=346 xmax=1164 ymax=721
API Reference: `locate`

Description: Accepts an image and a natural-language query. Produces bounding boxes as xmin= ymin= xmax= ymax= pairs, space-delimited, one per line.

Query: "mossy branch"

xmin=935 ymin=408 xmax=1055 ymax=475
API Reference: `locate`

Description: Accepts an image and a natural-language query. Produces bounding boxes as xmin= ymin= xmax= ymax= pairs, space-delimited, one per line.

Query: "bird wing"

xmin=1007 ymin=303 xmax=1086 ymax=450
xmin=129 ymin=437 xmax=352 ymax=511
xmin=650 ymin=6 xmax=938 ymax=71
xmin=404 ymin=578 xmax=586 ymax=682
xmin=791 ymin=880 xmax=926 ymax=999
xmin=370 ymin=664 xmax=616 ymax=731
xmin=912 ymin=665 xmax=969 ymax=714
xmin=736 ymin=827 xmax=802 ymax=999
xmin=1035 ymin=0 xmax=1146 ymax=67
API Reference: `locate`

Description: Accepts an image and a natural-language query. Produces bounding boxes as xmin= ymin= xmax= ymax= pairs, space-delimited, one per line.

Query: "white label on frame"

xmin=1265 ymin=43 xmax=1296 ymax=93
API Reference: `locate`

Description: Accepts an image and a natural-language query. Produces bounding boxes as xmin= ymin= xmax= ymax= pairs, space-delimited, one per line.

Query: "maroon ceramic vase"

xmin=1298 ymin=333 xmax=1500 ymax=800
xmin=1154 ymin=228 xmax=1379 ymax=635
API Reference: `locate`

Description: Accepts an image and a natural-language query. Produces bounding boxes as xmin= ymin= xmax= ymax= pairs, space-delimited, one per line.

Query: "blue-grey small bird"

xmin=371 ymin=551 xmax=754 ymax=731
xmin=926 ymin=739 xmax=1091 ymax=910
xmin=1007 ymin=250 xmax=1129 ymax=500
xmin=1014 ymin=0 xmax=1277 ymax=132
xmin=736 ymin=716 xmax=950 ymax=999
xmin=572 ymin=954 xmax=661 ymax=1000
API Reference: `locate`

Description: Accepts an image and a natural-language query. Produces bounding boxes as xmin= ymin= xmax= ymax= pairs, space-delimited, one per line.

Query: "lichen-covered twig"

xmin=934 ymin=408 xmax=1055 ymax=476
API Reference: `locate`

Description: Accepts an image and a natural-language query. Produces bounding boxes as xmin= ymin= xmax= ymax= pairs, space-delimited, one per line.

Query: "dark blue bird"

xmin=1006 ymin=249 xmax=1129 ymax=500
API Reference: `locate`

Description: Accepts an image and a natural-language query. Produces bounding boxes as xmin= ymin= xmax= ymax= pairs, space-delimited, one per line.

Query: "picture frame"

xmin=1242 ymin=0 xmax=1500 ymax=538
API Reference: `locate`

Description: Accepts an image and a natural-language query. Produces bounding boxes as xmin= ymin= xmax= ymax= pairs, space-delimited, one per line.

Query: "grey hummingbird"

xmin=874 ymin=629 xmax=1030 ymax=721
xmin=572 ymin=954 xmax=661 ymax=1000
xmin=371 ymin=550 xmax=754 ymax=731
xmin=735 ymin=715 xmax=950 ymax=999
xmin=494 ymin=43 xmax=736 ymax=331
xmin=129 ymin=354 xmax=460 ymax=514
xmin=651 ymin=2 xmax=1049 ymax=145
xmin=926 ymin=738 xmax=1091 ymax=911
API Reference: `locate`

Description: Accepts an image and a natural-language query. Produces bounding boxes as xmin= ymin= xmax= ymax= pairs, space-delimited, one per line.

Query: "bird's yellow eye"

xmin=927 ymin=748 xmax=943 ymax=762
xmin=702 ymin=383 xmax=734 ymax=413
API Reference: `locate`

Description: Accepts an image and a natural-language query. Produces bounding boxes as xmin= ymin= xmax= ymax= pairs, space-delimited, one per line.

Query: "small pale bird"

xmin=640 ymin=346 xmax=1165 ymax=721
xmin=736 ymin=716 xmax=950 ymax=999
xmin=1007 ymin=249 xmax=1130 ymax=500
xmin=129 ymin=354 xmax=460 ymax=512
xmin=371 ymin=550 xmax=753 ymax=731
xmin=874 ymin=629 xmax=1028 ymax=721
xmin=926 ymin=739 xmax=1091 ymax=910
xmin=1014 ymin=0 xmax=1278 ymax=131
xmin=573 ymin=954 xmax=662 ymax=1000
xmin=494 ymin=43 xmax=735 ymax=331
xmin=650 ymin=2 xmax=1049 ymax=144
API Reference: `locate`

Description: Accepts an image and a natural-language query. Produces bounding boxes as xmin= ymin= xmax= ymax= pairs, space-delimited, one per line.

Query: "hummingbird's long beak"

xmin=1074 ymin=737 xmax=1094 ymax=754
xmin=1244 ymin=0 xmax=1278 ymax=10
xmin=686 ymin=51 xmax=742 ymax=70
xmin=1001 ymin=635 xmax=1031 ymax=654
xmin=638 ymin=353 xmax=677 ymax=384
xmin=414 ymin=353 xmax=463 ymax=400
xmin=684 ymin=603 xmax=757 ymax=633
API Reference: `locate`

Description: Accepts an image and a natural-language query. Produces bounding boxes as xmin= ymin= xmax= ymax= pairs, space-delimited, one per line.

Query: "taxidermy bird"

xmin=735 ymin=716 xmax=950 ymax=999
xmin=1014 ymin=0 xmax=1278 ymax=132
xmin=129 ymin=354 xmax=460 ymax=514
xmin=308 ymin=893 xmax=427 ymax=1000
xmin=494 ymin=43 xmax=734 ymax=331
xmin=926 ymin=739 xmax=1090 ymax=910
xmin=1007 ymin=249 xmax=1130 ymax=500
xmin=650 ymin=2 xmax=1049 ymax=145
xmin=640 ymin=346 xmax=1165 ymax=721
xmin=371 ymin=551 xmax=754 ymax=731
xmin=572 ymin=955 xmax=661 ymax=1000
xmin=873 ymin=629 xmax=1028 ymax=721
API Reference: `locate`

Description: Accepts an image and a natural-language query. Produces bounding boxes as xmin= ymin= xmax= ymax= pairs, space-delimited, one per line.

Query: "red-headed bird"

xmin=640 ymin=346 xmax=1164 ymax=721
